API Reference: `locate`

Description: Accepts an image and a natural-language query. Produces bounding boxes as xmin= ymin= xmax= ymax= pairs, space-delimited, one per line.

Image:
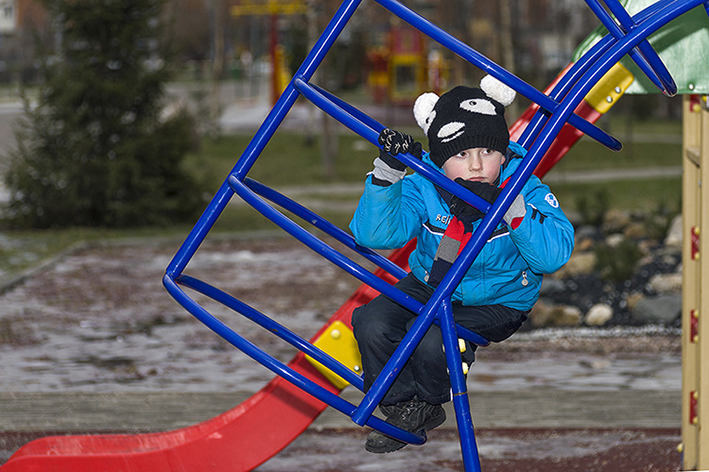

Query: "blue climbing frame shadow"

xmin=163 ymin=0 xmax=705 ymax=470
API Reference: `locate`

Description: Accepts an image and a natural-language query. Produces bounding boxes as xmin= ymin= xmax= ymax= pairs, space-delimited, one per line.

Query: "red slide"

xmin=1 ymin=65 xmax=628 ymax=471
xmin=0 ymin=249 xmax=412 ymax=472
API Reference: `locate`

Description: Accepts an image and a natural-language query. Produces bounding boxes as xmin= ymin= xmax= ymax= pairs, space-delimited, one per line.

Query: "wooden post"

xmin=682 ymin=93 xmax=709 ymax=470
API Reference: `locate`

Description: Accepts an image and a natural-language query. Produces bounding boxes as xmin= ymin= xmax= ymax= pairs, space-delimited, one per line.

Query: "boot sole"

xmin=365 ymin=409 xmax=446 ymax=454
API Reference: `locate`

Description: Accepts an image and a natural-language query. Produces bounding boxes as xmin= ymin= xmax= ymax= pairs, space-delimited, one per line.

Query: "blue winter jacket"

xmin=349 ymin=142 xmax=575 ymax=311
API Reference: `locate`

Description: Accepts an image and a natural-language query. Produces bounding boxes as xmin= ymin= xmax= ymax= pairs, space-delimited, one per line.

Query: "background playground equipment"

xmin=2 ymin=0 xmax=708 ymax=471
xmin=230 ymin=0 xmax=307 ymax=105
xmin=366 ymin=23 xmax=448 ymax=105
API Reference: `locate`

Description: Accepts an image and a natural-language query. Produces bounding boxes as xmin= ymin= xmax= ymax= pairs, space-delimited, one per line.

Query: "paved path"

xmin=0 ymin=388 xmax=680 ymax=433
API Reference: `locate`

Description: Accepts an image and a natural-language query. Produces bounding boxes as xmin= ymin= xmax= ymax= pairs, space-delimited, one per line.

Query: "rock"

xmin=637 ymin=240 xmax=654 ymax=255
xmin=605 ymin=233 xmax=625 ymax=248
xmin=647 ymin=272 xmax=682 ymax=293
xmin=630 ymin=294 xmax=682 ymax=324
xmin=603 ymin=209 xmax=631 ymax=234
xmin=540 ymin=277 xmax=566 ymax=296
xmin=664 ymin=214 xmax=682 ymax=248
xmin=529 ymin=299 xmax=554 ymax=327
xmin=553 ymin=252 xmax=596 ymax=279
xmin=575 ymin=237 xmax=595 ymax=252
xmin=549 ymin=305 xmax=583 ymax=327
xmin=625 ymin=292 xmax=644 ymax=312
xmin=623 ymin=222 xmax=648 ymax=239
xmin=530 ymin=303 xmax=582 ymax=328
xmin=585 ymin=304 xmax=613 ymax=326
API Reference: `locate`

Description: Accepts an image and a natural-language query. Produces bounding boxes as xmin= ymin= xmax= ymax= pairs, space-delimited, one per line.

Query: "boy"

xmin=349 ymin=76 xmax=575 ymax=454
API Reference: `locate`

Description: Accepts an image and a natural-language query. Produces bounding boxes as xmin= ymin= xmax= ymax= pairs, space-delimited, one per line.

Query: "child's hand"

xmin=378 ymin=129 xmax=422 ymax=170
xmin=371 ymin=129 xmax=423 ymax=186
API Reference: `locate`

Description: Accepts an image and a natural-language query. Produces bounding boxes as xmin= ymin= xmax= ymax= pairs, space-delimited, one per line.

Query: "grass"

xmin=551 ymin=177 xmax=682 ymax=215
xmin=0 ymin=115 xmax=685 ymax=286
xmin=183 ymin=132 xmax=378 ymax=191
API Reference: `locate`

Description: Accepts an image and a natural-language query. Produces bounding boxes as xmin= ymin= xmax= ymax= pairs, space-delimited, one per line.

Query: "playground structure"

xmin=2 ymin=0 xmax=709 ymax=471
xmin=682 ymin=93 xmax=709 ymax=470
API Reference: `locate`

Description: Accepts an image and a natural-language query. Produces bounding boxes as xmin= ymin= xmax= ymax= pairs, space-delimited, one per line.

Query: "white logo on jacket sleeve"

xmin=544 ymin=193 xmax=559 ymax=208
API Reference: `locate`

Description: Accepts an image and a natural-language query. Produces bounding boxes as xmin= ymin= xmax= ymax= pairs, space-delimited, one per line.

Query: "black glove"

xmin=377 ymin=128 xmax=422 ymax=171
xmin=449 ymin=178 xmax=527 ymax=229
xmin=449 ymin=178 xmax=501 ymax=221
xmin=371 ymin=129 xmax=423 ymax=186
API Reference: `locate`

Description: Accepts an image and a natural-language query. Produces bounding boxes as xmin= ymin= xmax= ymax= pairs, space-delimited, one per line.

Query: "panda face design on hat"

xmin=414 ymin=75 xmax=516 ymax=168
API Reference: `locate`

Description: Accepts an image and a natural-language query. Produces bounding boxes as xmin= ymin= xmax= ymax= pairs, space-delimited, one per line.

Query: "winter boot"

xmin=365 ymin=397 xmax=446 ymax=454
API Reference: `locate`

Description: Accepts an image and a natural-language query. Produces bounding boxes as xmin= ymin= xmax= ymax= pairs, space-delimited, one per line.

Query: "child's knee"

xmin=352 ymin=305 xmax=389 ymax=342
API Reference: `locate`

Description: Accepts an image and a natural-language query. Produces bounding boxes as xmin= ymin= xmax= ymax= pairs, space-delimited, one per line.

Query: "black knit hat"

xmin=413 ymin=75 xmax=516 ymax=168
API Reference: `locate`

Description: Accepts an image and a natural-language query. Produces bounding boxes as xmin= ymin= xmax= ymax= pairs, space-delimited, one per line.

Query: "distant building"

xmin=0 ymin=0 xmax=15 ymax=33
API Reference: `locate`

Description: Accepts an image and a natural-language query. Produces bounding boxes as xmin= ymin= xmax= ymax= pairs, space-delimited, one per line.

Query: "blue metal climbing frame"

xmin=164 ymin=0 xmax=706 ymax=470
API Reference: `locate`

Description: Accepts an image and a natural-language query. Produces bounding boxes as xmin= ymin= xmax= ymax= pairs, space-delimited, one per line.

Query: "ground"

xmin=0 ymin=233 xmax=684 ymax=471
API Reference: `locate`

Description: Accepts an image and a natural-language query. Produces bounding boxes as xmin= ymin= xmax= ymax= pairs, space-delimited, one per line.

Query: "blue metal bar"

xmin=229 ymin=176 xmax=423 ymax=314
xmin=310 ymin=83 xmax=387 ymax=135
xmin=604 ymin=0 xmax=677 ymax=95
xmin=244 ymin=178 xmax=408 ymax=281
xmin=160 ymin=0 xmax=707 ymax=468
xmin=373 ymin=0 xmax=623 ymax=152
xmin=164 ymin=272 xmax=427 ymax=445
xmin=455 ymin=324 xmax=491 ymax=348
xmin=603 ymin=0 xmax=676 ymax=95
xmin=351 ymin=292 xmax=442 ymax=425
xmin=583 ymin=0 xmax=676 ymax=95
xmin=177 ymin=274 xmax=365 ymax=390
xmin=440 ymin=300 xmax=482 ymax=472
xmin=517 ymin=34 xmax=615 ymax=149
xmin=165 ymin=0 xmax=364 ymax=279
xmin=294 ymin=77 xmax=494 ymax=213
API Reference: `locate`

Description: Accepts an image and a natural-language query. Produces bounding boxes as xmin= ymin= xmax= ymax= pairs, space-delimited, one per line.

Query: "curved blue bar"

xmin=374 ymin=0 xmax=623 ymax=152
xmin=177 ymin=274 xmax=365 ymax=390
xmin=165 ymin=272 xmax=426 ymax=445
xmin=602 ymin=0 xmax=677 ymax=95
xmin=310 ymin=83 xmax=387 ymax=135
xmin=229 ymin=175 xmax=423 ymax=313
xmin=584 ymin=0 xmax=676 ymax=95
xmin=293 ymin=77 xmax=493 ymax=213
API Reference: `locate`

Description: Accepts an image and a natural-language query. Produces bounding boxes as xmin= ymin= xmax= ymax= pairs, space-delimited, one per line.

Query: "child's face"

xmin=441 ymin=147 xmax=505 ymax=184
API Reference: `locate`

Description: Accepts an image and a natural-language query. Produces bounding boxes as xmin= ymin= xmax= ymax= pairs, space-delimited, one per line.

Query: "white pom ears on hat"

xmin=413 ymin=92 xmax=439 ymax=134
xmin=413 ymin=75 xmax=517 ymax=134
xmin=479 ymin=75 xmax=516 ymax=107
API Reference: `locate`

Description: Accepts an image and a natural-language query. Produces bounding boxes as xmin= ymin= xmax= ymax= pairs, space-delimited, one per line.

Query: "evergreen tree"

xmin=4 ymin=0 xmax=203 ymax=228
